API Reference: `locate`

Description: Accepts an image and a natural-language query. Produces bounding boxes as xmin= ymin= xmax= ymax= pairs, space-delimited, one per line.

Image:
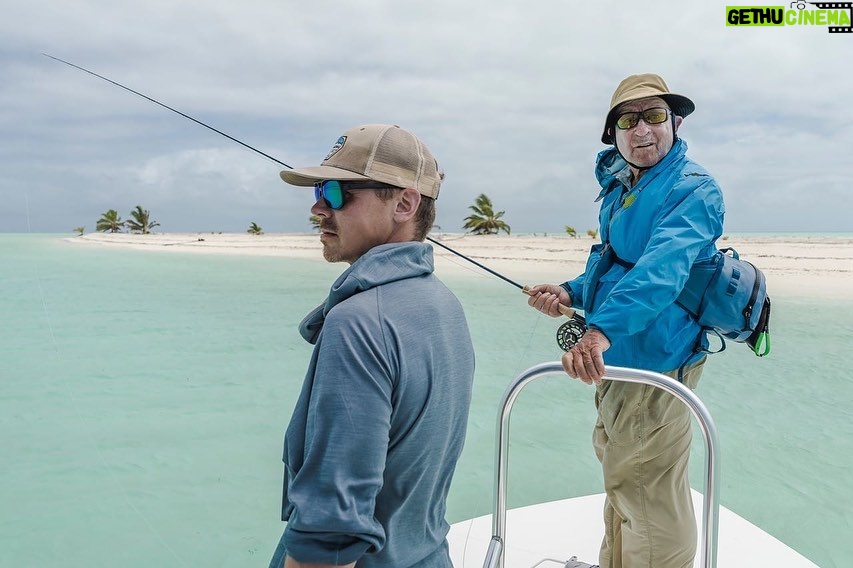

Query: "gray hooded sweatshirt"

xmin=272 ymin=241 xmax=475 ymax=567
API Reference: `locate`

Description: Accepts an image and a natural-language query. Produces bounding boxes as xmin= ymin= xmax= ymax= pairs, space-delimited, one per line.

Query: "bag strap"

xmin=719 ymin=246 xmax=739 ymax=260
xmin=678 ymin=331 xmax=724 ymax=381
xmin=697 ymin=328 xmax=727 ymax=355
xmin=612 ymin=253 xmax=635 ymax=270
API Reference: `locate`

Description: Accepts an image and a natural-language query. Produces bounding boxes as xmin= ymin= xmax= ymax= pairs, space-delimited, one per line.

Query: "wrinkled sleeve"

xmin=563 ymin=274 xmax=585 ymax=309
xmin=283 ymin=301 xmax=393 ymax=565
xmin=588 ymin=178 xmax=724 ymax=339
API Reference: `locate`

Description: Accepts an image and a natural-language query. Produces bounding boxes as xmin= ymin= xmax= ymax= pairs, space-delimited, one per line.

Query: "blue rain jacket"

xmin=565 ymin=139 xmax=725 ymax=372
xmin=274 ymin=241 xmax=475 ymax=567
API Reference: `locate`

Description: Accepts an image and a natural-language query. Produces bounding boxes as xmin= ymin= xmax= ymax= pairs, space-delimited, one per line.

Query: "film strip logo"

xmin=794 ymin=1 xmax=853 ymax=32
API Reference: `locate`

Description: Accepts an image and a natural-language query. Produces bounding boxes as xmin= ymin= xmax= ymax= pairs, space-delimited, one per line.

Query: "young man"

xmin=527 ymin=74 xmax=725 ymax=568
xmin=269 ymin=124 xmax=475 ymax=568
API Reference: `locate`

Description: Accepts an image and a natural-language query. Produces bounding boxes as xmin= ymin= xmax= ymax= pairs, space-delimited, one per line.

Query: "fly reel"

xmin=556 ymin=314 xmax=587 ymax=352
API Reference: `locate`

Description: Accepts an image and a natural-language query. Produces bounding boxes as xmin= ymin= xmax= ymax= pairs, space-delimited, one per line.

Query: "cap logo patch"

xmin=324 ymin=136 xmax=346 ymax=161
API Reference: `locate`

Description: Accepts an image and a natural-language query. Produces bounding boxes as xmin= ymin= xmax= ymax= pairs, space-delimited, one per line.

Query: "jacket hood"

xmin=594 ymin=147 xmax=629 ymax=197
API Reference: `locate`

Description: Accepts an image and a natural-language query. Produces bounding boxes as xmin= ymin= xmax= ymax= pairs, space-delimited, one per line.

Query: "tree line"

xmin=80 ymin=194 xmax=598 ymax=238
xmin=90 ymin=206 xmax=160 ymax=234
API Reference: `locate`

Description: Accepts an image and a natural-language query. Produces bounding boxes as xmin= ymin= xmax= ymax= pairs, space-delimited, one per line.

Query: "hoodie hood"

xmin=299 ymin=241 xmax=434 ymax=343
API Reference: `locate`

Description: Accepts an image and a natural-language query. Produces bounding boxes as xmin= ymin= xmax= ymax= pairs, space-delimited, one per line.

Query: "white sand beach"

xmin=67 ymin=232 xmax=853 ymax=299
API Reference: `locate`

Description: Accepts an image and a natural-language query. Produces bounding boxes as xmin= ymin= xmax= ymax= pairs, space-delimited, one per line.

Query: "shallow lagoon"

xmin=1 ymin=234 xmax=850 ymax=567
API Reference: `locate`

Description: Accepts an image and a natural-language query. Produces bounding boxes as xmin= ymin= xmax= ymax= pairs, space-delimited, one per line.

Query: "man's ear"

xmin=394 ymin=187 xmax=421 ymax=222
xmin=674 ymin=115 xmax=683 ymax=134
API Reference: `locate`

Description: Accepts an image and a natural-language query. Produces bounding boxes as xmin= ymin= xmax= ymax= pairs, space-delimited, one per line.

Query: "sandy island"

xmin=67 ymin=232 xmax=853 ymax=299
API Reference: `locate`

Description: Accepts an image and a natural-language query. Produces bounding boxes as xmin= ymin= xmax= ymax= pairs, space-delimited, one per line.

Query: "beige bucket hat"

xmin=601 ymin=73 xmax=695 ymax=144
xmin=280 ymin=124 xmax=443 ymax=199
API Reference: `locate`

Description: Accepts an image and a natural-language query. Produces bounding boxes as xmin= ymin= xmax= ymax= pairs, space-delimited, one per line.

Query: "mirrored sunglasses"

xmin=615 ymin=107 xmax=670 ymax=130
xmin=313 ymin=180 xmax=401 ymax=210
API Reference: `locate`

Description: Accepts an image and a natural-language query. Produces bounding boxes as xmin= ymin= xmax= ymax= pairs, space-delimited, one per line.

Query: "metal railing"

xmin=482 ymin=362 xmax=720 ymax=568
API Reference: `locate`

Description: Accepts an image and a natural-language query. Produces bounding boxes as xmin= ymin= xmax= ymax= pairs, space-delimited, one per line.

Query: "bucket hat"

xmin=280 ymin=124 xmax=443 ymax=199
xmin=601 ymin=73 xmax=695 ymax=144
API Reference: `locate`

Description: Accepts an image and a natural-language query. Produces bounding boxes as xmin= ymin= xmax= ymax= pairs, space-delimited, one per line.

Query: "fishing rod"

xmin=427 ymin=238 xmax=519 ymax=289
xmin=43 ymin=54 xmax=292 ymax=169
xmin=427 ymin=238 xmax=582 ymax=319
xmin=43 ymin=53 xmax=586 ymax=350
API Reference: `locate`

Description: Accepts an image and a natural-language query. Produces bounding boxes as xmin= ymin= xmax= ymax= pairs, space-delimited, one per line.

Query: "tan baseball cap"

xmin=601 ymin=73 xmax=695 ymax=144
xmin=280 ymin=124 xmax=443 ymax=199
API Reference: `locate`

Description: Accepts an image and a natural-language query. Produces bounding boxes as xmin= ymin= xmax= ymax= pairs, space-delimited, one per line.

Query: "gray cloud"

xmin=2 ymin=0 xmax=851 ymax=234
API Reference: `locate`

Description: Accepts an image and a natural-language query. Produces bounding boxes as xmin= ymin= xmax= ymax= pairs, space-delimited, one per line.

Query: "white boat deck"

xmin=448 ymin=490 xmax=818 ymax=567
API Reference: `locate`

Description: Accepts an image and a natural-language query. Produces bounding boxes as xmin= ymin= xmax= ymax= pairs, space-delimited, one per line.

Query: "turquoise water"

xmin=2 ymin=234 xmax=851 ymax=567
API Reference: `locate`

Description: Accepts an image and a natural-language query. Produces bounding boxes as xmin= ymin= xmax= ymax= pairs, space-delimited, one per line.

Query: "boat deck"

xmin=448 ymin=490 xmax=818 ymax=567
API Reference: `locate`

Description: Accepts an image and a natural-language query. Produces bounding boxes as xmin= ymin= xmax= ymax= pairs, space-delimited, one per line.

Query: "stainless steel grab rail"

xmin=482 ymin=362 xmax=720 ymax=568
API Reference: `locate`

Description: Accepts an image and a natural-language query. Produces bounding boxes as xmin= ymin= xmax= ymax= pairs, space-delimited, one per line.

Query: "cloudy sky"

xmin=2 ymin=0 xmax=851 ymax=235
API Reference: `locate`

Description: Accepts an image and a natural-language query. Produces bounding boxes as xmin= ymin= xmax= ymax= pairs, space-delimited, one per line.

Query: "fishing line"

xmin=43 ymin=53 xmax=585 ymax=350
xmin=430 ymin=235 xmax=585 ymax=350
xmin=427 ymin=236 xmax=525 ymax=289
xmin=24 ymin=188 xmax=32 ymax=233
xmin=24 ymin=184 xmax=190 ymax=567
xmin=430 ymin=246 xmax=498 ymax=282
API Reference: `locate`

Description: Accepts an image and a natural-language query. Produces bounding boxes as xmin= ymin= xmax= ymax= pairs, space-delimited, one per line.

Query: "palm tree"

xmin=587 ymin=228 xmax=599 ymax=239
xmin=96 ymin=209 xmax=124 ymax=233
xmin=247 ymin=222 xmax=263 ymax=235
xmin=73 ymin=226 xmax=85 ymax=236
xmin=564 ymin=225 xmax=577 ymax=238
xmin=309 ymin=215 xmax=321 ymax=232
xmin=463 ymin=193 xmax=511 ymax=235
xmin=125 ymin=205 xmax=160 ymax=234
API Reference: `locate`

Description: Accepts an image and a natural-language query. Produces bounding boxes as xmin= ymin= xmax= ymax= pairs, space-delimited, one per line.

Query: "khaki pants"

xmin=593 ymin=359 xmax=705 ymax=568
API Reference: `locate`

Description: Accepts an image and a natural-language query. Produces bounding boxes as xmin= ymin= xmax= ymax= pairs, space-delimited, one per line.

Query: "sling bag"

xmin=613 ymin=246 xmax=771 ymax=357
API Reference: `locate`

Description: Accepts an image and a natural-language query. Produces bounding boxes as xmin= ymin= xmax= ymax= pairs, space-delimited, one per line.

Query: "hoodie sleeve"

xmin=283 ymin=294 xmax=393 ymax=564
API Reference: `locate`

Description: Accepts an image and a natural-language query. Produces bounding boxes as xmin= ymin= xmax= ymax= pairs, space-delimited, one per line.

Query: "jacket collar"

xmin=594 ymin=138 xmax=688 ymax=202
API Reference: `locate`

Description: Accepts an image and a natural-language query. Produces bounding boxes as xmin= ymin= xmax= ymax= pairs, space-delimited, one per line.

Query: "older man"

xmin=269 ymin=124 xmax=475 ymax=568
xmin=528 ymin=74 xmax=725 ymax=568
